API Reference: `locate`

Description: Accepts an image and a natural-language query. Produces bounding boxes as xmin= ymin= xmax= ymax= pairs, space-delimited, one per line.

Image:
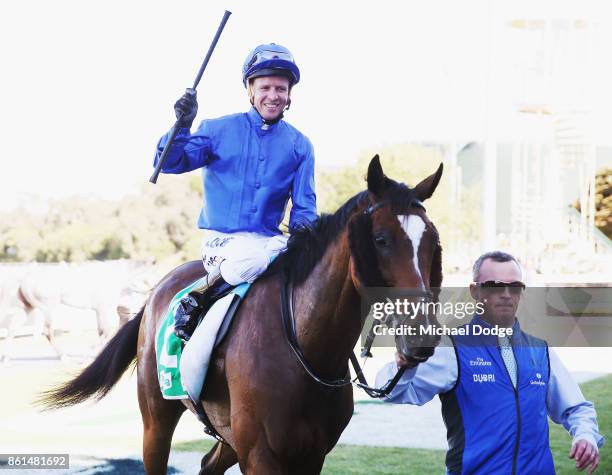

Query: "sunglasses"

xmin=475 ymin=281 xmax=526 ymax=294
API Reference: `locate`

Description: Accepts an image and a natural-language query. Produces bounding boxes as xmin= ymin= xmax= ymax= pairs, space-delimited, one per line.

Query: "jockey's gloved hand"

xmin=174 ymin=88 xmax=198 ymax=129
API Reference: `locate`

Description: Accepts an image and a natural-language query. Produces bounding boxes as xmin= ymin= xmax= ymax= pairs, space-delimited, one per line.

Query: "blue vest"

xmin=440 ymin=317 xmax=554 ymax=475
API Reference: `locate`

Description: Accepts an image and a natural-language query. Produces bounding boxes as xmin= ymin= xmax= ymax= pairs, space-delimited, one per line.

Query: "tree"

xmin=573 ymin=167 xmax=612 ymax=239
xmin=316 ymin=144 xmax=482 ymax=253
xmin=0 ymin=145 xmax=482 ymax=263
xmin=0 ymin=174 xmax=202 ymax=263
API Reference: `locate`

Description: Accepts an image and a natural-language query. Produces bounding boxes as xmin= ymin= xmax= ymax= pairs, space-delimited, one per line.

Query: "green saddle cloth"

xmin=155 ymin=278 xmax=203 ymax=399
xmin=155 ymin=278 xmax=251 ymax=400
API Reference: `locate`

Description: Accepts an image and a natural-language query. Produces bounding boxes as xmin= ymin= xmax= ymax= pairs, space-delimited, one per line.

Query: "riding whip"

xmin=149 ymin=10 xmax=232 ymax=184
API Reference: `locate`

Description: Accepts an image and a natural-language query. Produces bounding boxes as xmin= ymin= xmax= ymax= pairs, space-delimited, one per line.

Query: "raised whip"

xmin=150 ymin=10 xmax=232 ymax=184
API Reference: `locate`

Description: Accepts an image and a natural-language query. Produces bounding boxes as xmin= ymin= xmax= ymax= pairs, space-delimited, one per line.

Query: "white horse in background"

xmin=0 ymin=278 xmax=33 ymax=362
xmin=0 ymin=260 xmax=156 ymax=362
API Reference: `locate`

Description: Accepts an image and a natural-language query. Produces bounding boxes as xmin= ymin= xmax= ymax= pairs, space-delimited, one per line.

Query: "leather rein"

xmin=280 ymin=198 xmax=433 ymax=398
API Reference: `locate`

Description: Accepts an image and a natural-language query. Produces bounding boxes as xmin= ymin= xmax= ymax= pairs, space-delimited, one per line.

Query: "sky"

xmin=2 ymin=0 xmax=612 ymax=210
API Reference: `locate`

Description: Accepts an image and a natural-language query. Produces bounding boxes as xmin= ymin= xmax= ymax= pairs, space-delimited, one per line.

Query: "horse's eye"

xmin=374 ymin=234 xmax=388 ymax=247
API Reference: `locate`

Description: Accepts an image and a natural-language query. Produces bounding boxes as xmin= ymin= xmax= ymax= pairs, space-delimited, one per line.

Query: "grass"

xmin=173 ymin=375 xmax=610 ymax=474
xmin=171 ymin=440 xmax=446 ymax=474
xmin=549 ymin=375 xmax=610 ymax=474
xmin=320 ymin=446 xmax=445 ymax=474
xmin=1 ymin=359 xmax=606 ymax=473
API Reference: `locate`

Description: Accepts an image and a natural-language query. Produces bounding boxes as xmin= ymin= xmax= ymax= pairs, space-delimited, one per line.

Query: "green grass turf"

xmin=549 ymin=375 xmax=610 ymax=474
xmin=173 ymin=375 xmax=610 ymax=474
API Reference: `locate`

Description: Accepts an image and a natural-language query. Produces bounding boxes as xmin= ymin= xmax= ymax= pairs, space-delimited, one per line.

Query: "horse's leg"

xmin=93 ymin=299 xmax=118 ymax=341
xmin=138 ymin=368 xmax=185 ymax=474
xmin=29 ymin=307 xmax=45 ymax=351
xmin=290 ymin=458 xmax=326 ymax=475
xmin=0 ymin=315 xmax=12 ymax=363
xmin=242 ymin=444 xmax=325 ymax=475
xmin=138 ymin=304 xmax=186 ymax=475
xmin=91 ymin=305 xmax=112 ymax=355
xmin=43 ymin=306 xmax=66 ymax=360
xmin=136 ymin=259 xmax=218 ymax=474
xmin=241 ymin=442 xmax=288 ymax=475
xmin=4 ymin=311 xmax=24 ymax=362
xmin=199 ymin=441 xmax=238 ymax=475
xmin=29 ymin=306 xmax=63 ymax=360
xmin=140 ymin=406 xmax=183 ymax=475
xmin=4 ymin=307 xmax=28 ymax=362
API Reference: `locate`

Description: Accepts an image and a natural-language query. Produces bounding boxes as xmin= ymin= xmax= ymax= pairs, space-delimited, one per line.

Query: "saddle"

xmin=155 ymin=279 xmax=251 ymax=438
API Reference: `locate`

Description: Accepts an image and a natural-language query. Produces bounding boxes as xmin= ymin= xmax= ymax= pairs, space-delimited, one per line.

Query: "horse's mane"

xmin=263 ymin=191 xmax=365 ymax=284
xmin=268 ymin=178 xmax=423 ymax=285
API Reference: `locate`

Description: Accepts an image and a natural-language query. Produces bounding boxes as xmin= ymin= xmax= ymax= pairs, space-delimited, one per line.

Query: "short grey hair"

xmin=472 ymin=251 xmax=522 ymax=282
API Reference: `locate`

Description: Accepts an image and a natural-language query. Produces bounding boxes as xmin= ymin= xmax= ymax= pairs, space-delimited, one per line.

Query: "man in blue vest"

xmin=376 ymin=251 xmax=603 ymax=474
xmin=153 ymin=43 xmax=316 ymax=341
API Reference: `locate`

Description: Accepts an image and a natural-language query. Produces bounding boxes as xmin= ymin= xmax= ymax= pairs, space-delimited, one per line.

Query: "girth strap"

xmin=189 ymin=397 xmax=227 ymax=442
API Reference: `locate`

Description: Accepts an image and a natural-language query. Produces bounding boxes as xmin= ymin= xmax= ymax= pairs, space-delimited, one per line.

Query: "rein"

xmin=279 ymin=197 xmax=431 ymax=398
xmin=280 ymin=271 xmax=433 ymax=397
xmin=280 ymin=273 xmax=352 ymax=388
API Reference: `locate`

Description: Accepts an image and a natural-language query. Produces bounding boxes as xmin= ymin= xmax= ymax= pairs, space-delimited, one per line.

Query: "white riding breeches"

xmin=200 ymin=230 xmax=288 ymax=286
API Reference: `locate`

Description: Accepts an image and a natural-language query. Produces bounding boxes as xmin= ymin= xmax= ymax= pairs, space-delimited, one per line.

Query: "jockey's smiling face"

xmin=250 ymin=76 xmax=290 ymax=121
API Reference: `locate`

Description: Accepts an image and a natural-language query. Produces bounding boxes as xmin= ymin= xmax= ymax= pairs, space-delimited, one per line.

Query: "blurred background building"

xmin=443 ymin=10 xmax=612 ymax=278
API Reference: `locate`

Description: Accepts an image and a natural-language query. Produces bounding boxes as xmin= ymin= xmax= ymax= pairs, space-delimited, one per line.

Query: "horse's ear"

xmin=367 ymin=155 xmax=386 ymax=197
xmin=413 ymin=163 xmax=443 ymax=201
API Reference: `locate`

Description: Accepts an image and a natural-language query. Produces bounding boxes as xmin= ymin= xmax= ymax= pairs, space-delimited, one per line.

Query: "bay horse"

xmin=41 ymin=156 xmax=444 ymax=474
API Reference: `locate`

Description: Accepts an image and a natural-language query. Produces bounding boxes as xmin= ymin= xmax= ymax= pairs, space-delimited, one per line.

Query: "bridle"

xmin=281 ymin=270 xmax=405 ymax=397
xmin=280 ymin=197 xmax=436 ymax=398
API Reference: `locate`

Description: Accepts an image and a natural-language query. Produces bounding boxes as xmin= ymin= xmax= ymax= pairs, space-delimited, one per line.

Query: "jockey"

xmin=154 ymin=43 xmax=317 ymax=341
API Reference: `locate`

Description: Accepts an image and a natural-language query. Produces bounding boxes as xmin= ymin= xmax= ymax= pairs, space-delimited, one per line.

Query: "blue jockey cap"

xmin=242 ymin=43 xmax=300 ymax=87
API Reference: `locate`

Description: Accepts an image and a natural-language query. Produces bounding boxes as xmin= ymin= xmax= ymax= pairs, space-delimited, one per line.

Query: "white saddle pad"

xmin=180 ymin=292 xmax=236 ymax=402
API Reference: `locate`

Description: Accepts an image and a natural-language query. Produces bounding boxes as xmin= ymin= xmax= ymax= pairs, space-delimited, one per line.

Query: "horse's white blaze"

xmin=397 ymin=214 xmax=426 ymax=287
xmin=398 ymin=214 xmax=430 ymax=325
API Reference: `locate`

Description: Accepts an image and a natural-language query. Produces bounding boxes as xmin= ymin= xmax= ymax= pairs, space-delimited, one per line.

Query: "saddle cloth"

xmin=155 ymin=278 xmax=250 ymax=400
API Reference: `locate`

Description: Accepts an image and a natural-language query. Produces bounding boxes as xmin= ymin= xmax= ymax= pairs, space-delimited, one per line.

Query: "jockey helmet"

xmin=242 ymin=43 xmax=300 ymax=87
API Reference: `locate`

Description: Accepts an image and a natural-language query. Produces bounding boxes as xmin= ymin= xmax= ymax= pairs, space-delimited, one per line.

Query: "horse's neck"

xmin=293 ymin=233 xmax=363 ymax=377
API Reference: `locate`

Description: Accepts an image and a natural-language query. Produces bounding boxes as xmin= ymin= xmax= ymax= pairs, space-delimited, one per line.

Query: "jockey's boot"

xmin=174 ymin=271 xmax=233 ymax=342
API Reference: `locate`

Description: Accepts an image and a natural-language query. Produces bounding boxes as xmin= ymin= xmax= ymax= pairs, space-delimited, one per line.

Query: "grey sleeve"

xmin=546 ymin=348 xmax=605 ymax=449
xmin=374 ymin=341 xmax=458 ymax=405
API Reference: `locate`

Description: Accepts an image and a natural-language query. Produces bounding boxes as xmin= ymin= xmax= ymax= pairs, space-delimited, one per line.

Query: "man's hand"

xmin=174 ymin=88 xmax=198 ymax=129
xmin=395 ymin=352 xmax=420 ymax=369
xmin=569 ymin=439 xmax=599 ymax=474
xmin=395 ymin=352 xmax=407 ymax=368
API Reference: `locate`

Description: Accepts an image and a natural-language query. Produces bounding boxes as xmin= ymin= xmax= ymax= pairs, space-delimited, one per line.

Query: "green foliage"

xmin=317 ymin=144 xmax=482 ymax=253
xmin=0 ymin=174 xmax=202 ymax=263
xmin=574 ymin=167 xmax=612 ymax=239
xmin=0 ymin=143 xmax=481 ymax=263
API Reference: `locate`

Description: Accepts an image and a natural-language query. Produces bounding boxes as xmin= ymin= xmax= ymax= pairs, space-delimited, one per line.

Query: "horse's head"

xmin=348 ymin=155 xmax=443 ymax=366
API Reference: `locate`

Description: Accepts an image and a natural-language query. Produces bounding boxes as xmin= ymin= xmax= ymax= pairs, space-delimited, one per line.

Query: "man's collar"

xmin=247 ymin=106 xmax=283 ymax=130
